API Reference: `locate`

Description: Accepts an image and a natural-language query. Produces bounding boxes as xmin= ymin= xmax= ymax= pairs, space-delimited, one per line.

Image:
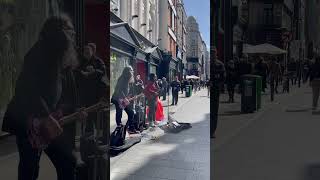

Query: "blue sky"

xmin=184 ymin=0 xmax=210 ymax=50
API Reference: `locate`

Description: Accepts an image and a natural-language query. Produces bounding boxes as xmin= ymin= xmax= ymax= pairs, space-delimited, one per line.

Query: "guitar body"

xmin=27 ymin=100 xmax=108 ymax=150
xmin=118 ymin=98 xmax=130 ymax=110
xmin=118 ymin=94 xmax=144 ymax=110
xmin=27 ymin=110 xmax=64 ymax=150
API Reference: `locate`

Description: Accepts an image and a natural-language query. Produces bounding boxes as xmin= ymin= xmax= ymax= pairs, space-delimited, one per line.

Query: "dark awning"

xmin=110 ymin=22 xmax=140 ymax=48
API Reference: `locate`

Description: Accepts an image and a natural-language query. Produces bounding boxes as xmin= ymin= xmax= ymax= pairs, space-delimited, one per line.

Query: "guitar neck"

xmin=59 ymin=103 xmax=108 ymax=126
xmin=127 ymin=94 xmax=144 ymax=102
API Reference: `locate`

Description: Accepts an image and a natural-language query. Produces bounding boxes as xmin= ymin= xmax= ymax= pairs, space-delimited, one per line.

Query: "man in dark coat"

xmin=211 ymin=47 xmax=226 ymax=138
xmin=171 ymin=76 xmax=181 ymax=105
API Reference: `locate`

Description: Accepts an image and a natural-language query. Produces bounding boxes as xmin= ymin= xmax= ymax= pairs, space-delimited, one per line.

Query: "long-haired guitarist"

xmin=111 ymin=66 xmax=140 ymax=134
xmin=2 ymin=14 xmax=88 ymax=180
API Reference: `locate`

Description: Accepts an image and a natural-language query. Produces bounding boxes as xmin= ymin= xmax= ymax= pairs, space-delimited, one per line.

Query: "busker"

xmin=77 ymin=44 xmax=106 ymax=132
xmin=2 ymin=14 xmax=88 ymax=180
xmin=111 ymin=66 xmax=140 ymax=134
xmin=144 ymin=73 xmax=160 ymax=129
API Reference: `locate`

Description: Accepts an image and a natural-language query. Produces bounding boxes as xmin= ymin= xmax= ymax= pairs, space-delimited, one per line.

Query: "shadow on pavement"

xmin=304 ymin=163 xmax=320 ymax=180
xmin=285 ymin=108 xmax=311 ymax=112
xmin=219 ymin=110 xmax=242 ymax=116
xmin=110 ymin=114 xmax=210 ymax=180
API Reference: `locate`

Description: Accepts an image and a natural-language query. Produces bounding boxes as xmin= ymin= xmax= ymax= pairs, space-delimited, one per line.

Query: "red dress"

xmin=146 ymin=98 xmax=164 ymax=122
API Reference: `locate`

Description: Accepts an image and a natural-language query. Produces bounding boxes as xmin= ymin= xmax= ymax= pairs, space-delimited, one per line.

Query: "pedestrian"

xmin=144 ymin=73 xmax=160 ymax=129
xmin=238 ymin=54 xmax=252 ymax=93
xmin=254 ymin=56 xmax=268 ymax=92
xmin=161 ymin=77 xmax=168 ymax=101
xmin=134 ymin=74 xmax=144 ymax=106
xmin=226 ymin=60 xmax=237 ymax=103
xmin=310 ymin=57 xmax=320 ymax=110
xmin=171 ymin=76 xmax=181 ymax=105
xmin=190 ymin=79 xmax=194 ymax=92
xmin=157 ymin=79 xmax=163 ymax=99
xmin=206 ymin=79 xmax=210 ymax=97
xmin=269 ymin=57 xmax=282 ymax=100
xmin=2 ymin=14 xmax=88 ymax=180
xmin=212 ymin=47 xmax=226 ymax=138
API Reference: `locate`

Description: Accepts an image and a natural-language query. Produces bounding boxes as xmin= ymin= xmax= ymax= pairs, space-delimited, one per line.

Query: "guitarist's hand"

xmin=76 ymin=107 xmax=88 ymax=122
xmin=40 ymin=115 xmax=63 ymax=140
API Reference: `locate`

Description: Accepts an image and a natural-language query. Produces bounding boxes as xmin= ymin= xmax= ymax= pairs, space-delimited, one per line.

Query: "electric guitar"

xmin=27 ymin=99 xmax=108 ymax=150
xmin=118 ymin=93 xmax=144 ymax=109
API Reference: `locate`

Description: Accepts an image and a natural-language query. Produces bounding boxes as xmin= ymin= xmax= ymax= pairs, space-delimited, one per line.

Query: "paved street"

xmin=0 ymin=89 xmax=209 ymax=180
xmin=110 ymin=89 xmax=210 ymax=180
xmin=212 ymin=84 xmax=320 ymax=180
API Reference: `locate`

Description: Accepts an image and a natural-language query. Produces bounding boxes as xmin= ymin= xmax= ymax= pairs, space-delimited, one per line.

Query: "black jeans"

xmin=227 ymin=83 xmax=235 ymax=101
xmin=162 ymin=88 xmax=167 ymax=100
xmin=212 ymin=88 xmax=220 ymax=137
xmin=172 ymin=91 xmax=179 ymax=105
xmin=111 ymin=98 xmax=134 ymax=129
xmin=16 ymin=134 xmax=75 ymax=180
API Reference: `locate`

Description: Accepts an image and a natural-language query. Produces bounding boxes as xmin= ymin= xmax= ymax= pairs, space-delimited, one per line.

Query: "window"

xmin=171 ymin=10 xmax=175 ymax=31
xmin=110 ymin=52 xmax=130 ymax=98
xmin=264 ymin=3 xmax=273 ymax=25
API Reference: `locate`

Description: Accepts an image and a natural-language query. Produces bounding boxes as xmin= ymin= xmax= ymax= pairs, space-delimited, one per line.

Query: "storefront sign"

xmin=111 ymin=53 xmax=117 ymax=63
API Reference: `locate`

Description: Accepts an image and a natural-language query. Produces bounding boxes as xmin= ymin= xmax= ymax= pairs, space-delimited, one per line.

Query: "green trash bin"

xmin=185 ymin=85 xmax=192 ymax=97
xmin=241 ymin=75 xmax=262 ymax=113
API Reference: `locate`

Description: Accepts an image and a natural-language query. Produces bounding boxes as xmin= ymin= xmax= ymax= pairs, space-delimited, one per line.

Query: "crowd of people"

xmin=211 ymin=44 xmax=320 ymax=139
xmin=111 ymin=66 xmax=210 ymax=135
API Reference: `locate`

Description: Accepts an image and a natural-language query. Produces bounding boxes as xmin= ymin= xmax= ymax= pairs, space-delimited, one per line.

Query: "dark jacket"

xmin=112 ymin=76 xmax=130 ymax=101
xmin=226 ymin=65 xmax=237 ymax=84
xmin=2 ymin=41 xmax=78 ymax=136
xmin=171 ymin=80 xmax=181 ymax=93
xmin=212 ymin=59 xmax=226 ymax=88
xmin=77 ymin=56 xmax=106 ymax=106
xmin=310 ymin=61 xmax=320 ymax=82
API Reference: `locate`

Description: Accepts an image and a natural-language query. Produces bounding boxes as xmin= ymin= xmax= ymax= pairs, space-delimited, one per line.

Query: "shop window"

xmin=110 ymin=52 xmax=130 ymax=98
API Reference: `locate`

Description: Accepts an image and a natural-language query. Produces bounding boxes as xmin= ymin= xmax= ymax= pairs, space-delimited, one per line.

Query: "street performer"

xmin=111 ymin=66 xmax=140 ymax=134
xmin=2 ymin=14 xmax=87 ymax=180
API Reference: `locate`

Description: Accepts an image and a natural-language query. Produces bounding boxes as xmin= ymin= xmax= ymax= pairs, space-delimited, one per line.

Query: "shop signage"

xmin=111 ymin=53 xmax=117 ymax=63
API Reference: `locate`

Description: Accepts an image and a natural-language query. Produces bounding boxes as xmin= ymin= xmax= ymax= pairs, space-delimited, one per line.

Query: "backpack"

xmin=110 ymin=124 xmax=127 ymax=147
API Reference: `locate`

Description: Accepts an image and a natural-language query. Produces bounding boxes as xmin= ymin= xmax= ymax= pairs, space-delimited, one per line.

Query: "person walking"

xmin=226 ymin=60 xmax=237 ymax=103
xmin=310 ymin=57 xmax=320 ymax=110
xmin=254 ymin=56 xmax=268 ymax=92
xmin=238 ymin=54 xmax=252 ymax=93
xmin=171 ymin=76 xmax=181 ymax=105
xmin=206 ymin=80 xmax=210 ymax=97
xmin=269 ymin=57 xmax=282 ymax=101
xmin=212 ymin=47 xmax=226 ymax=139
xmin=161 ymin=77 xmax=168 ymax=101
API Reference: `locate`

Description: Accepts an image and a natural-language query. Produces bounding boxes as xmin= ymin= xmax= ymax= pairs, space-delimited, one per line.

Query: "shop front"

xmin=110 ymin=15 xmax=140 ymax=97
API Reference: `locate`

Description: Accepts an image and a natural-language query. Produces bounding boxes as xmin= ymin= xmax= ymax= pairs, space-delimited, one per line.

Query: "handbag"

xmin=110 ymin=124 xmax=127 ymax=147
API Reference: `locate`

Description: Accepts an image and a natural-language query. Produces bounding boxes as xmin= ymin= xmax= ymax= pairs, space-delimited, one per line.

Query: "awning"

xmin=243 ymin=43 xmax=287 ymax=55
xmin=186 ymin=75 xmax=200 ymax=79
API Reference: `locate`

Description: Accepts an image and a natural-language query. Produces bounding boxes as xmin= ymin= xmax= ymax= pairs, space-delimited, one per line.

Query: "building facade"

xmin=115 ymin=0 xmax=160 ymax=45
xmin=306 ymin=0 xmax=320 ymax=58
xmin=176 ymin=0 xmax=187 ymax=79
